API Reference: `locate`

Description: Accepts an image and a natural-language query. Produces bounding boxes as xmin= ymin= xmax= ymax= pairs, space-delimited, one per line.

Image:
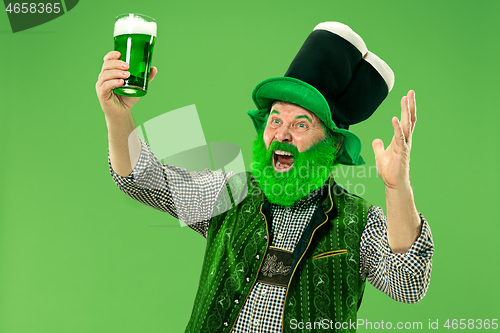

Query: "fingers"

xmin=400 ymin=90 xmax=417 ymax=147
xmin=99 ymin=79 xmax=125 ymax=97
xmin=98 ymin=52 xmax=129 ymax=83
xmin=148 ymin=66 xmax=157 ymax=83
xmin=101 ymin=59 xmax=128 ymax=72
xmin=103 ymin=51 xmax=121 ymax=62
xmin=96 ymin=51 xmax=130 ymax=99
xmin=408 ymin=90 xmax=417 ymax=133
xmin=400 ymin=95 xmax=410 ymax=141
xmin=97 ymin=51 xmax=157 ymax=101
xmin=99 ymin=69 xmax=130 ymax=84
xmin=96 ymin=69 xmax=130 ymax=99
xmin=372 ymin=138 xmax=385 ymax=158
xmin=392 ymin=116 xmax=406 ymax=149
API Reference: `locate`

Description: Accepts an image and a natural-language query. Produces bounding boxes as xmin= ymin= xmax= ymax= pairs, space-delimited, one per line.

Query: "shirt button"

xmin=254 ymin=319 xmax=260 ymax=326
xmin=261 ymin=217 xmax=265 ymax=221
xmin=262 ymin=288 xmax=267 ymax=294
xmin=255 ymin=255 xmax=260 ymax=260
xmin=285 ymin=207 xmax=292 ymax=212
xmin=223 ymin=322 xmax=229 ymax=327
xmin=246 ymin=277 xmax=251 ymax=283
xmin=264 ymin=235 xmax=268 ymax=240
xmin=234 ymin=299 xmax=239 ymax=305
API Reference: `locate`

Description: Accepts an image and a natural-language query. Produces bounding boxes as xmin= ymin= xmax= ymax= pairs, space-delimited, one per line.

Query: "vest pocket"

xmin=312 ymin=249 xmax=347 ymax=260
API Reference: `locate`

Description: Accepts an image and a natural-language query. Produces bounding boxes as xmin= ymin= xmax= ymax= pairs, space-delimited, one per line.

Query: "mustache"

xmin=268 ymin=141 xmax=300 ymax=155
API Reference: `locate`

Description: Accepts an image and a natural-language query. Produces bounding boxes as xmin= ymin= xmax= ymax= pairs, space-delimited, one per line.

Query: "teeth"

xmin=275 ymin=150 xmax=292 ymax=156
xmin=276 ymin=160 xmax=293 ymax=170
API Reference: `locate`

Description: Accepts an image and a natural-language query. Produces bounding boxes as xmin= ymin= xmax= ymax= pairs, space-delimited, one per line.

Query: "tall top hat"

xmin=248 ymin=22 xmax=395 ymax=165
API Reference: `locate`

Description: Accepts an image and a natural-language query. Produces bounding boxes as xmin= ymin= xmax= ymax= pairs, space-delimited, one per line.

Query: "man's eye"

xmin=273 ymin=119 xmax=280 ymax=124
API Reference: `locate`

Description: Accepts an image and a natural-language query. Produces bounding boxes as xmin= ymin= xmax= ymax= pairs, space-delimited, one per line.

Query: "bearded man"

xmin=96 ymin=22 xmax=433 ymax=333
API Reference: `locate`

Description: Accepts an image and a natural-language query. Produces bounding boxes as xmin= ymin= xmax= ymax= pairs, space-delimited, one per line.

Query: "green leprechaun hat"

xmin=248 ymin=22 xmax=394 ymax=165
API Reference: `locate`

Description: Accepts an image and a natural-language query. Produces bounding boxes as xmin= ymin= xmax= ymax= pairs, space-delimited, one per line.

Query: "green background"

xmin=1 ymin=0 xmax=499 ymax=332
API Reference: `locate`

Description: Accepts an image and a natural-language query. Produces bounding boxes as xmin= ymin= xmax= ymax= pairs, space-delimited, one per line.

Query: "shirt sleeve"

xmin=359 ymin=206 xmax=434 ymax=303
xmin=108 ymin=138 xmax=232 ymax=237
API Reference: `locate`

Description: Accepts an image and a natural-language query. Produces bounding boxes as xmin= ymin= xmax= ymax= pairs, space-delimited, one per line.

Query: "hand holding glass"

xmin=113 ymin=13 xmax=156 ymax=97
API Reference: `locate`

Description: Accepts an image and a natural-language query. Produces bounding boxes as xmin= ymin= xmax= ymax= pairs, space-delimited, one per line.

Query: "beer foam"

xmin=114 ymin=14 xmax=157 ymax=37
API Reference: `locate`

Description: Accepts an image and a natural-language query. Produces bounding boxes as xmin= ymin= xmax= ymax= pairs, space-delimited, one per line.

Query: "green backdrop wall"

xmin=1 ymin=0 xmax=499 ymax=332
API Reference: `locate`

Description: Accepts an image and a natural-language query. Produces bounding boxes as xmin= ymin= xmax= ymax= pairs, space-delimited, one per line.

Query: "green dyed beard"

xmin=251 ymin=132 xmax=339 ymax=206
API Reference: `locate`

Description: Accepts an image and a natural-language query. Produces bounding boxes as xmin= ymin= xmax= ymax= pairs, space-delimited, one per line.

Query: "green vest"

xmin=185 ymin=172 xmax=371 ymax=333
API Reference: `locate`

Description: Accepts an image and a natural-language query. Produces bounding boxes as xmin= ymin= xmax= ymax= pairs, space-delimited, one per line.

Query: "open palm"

xmin=372 ymin=90 xmax=416 ymax=190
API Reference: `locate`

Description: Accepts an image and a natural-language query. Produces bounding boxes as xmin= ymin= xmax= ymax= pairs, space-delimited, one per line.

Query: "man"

xmin=96 ymin=22 xmax=433 ymax=333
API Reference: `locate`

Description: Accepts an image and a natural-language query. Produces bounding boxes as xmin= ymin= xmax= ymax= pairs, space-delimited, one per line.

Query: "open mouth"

xmin=273 ymin=150 xmax=295 ymax=172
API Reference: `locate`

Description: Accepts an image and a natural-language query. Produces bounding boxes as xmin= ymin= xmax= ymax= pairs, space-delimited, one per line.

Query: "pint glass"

xmin=113 ymin=13 xmax=157 ymax=97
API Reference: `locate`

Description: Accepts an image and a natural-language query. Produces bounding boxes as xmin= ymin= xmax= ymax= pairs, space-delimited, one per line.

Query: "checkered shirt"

xmin=109 ymin=139 xmax=434 ymax=332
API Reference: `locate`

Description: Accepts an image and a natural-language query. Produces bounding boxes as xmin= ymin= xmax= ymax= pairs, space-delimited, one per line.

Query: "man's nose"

xmin=275 ymin=125 xmax=292 ymax=143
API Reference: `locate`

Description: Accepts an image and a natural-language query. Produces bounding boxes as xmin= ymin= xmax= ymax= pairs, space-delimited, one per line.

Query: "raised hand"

xmin=96 ymin=51 xmax=157 ymax=177
xmin=372 ymin=90 xmax=416 ymax=190
xmin=96 ymin=51 xmax=157 ymax=120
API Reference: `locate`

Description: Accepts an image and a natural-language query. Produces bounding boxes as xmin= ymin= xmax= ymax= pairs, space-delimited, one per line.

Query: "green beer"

xmin=113 ymin=14 xmax=157 ymax=97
